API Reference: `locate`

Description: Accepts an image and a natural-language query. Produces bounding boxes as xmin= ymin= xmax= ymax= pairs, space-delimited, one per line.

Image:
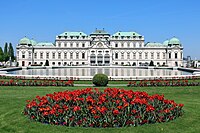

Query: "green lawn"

xmin=0 ymin=86 xmax=200 ymax=133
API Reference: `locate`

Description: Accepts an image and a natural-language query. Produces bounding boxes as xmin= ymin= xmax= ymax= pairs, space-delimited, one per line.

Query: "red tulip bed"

xmin=127 ymin=78 xmax=200 ymax=87
xmin=0 ymin=79 xmax=74 ymax=86
xmin=23 ymin=88 xmax=184 ymax=128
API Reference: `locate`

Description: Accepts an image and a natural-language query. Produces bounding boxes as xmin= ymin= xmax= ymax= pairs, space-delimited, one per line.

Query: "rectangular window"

xmin=70 ymin=43 xmax=73 ymax=47
xmin=58 ymin=53 xmax=61 ymax=59
xmin=64 ymin=53 xmax=67 ymax=59
xmin=127 ymin=43 xmax=130 ymax=48
xmin=70 ymin=53 xmax=73 ymax=59
xmin=163 ymin=53 xmax=166 ymax=59
xmin=121 ymin=53 xmax=124 ymax=59
xmin=34 ymin=53 xmax=37 ymax=59
xmin=115 ymin=53 xmax=118 ymax=59
xmin=169 ymin=53 xmax=171 ymax=59
xmin=29 ymin=52 xmax=31 ymax=58
xmin=175 ymin=53 xmax=178 ymax=59
xmin=115 ymin=43 xmax=118 ymax=47
xmin=157 ymin=53 xmax=160 ymax=59
xmin=40 ymin=53 xmax=43 ymax=59
xmin=76 ymin=53 xmax=79 ymax=59
xmin=139 ymin=53 xmax=142 ymax=59
xmin=121 ymin=43 xmax=124 ymax=47
xmin=82 ymin=43 xmax=85 ymax=47
xmin=76 ymin=43 xmax=79 ymax=47
xmin=22 ymin=55 xmax=25 ymax=58
xmin=58 ymin=43 xmax=61 ymax=47
xmin=145 ymin=53 xmax=148 ymax=59
xmin=82 ymin=53 xmax=85 ymax=59
xmin=133 ymin=53 xmax=136 ymax=59
xmin=52 ymin=53 xmax=55 ymax=59
xmin=151 ymin=53 xmax=154 ymax=59
xmin=46 ymin=53 xmax=49 ymax=59
xmin=127 ymin=53 xmax=130 ymax=59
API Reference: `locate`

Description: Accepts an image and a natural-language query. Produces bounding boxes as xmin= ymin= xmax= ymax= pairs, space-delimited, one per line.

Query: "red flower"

xmin=178 ymin=104 xmax=184 ymax=107
xmin=73 ymin=106 xmax=81 ymax=112
xmin=131 ymin=109 xmax=137 ymax=114
xmin=146 ymin=105 xmax=155 ymax=112
xmin=113 ymin=109 xmax=120 ymax=115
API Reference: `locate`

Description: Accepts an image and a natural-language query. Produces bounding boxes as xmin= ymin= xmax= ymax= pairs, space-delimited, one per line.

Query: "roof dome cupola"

xmin=19 ymin=37 xmax=31 ymax=45
xmin=169 ymin=37 xmax=181 ymax=46
xmin=163 ymin=39 xmax=169 ymax=46
xmin=30 ymin=39 xmax=37 ymax=46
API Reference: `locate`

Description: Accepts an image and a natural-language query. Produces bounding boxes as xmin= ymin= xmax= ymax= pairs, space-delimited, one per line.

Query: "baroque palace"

xmin=16 ymin=29 xmax=183 ymax=67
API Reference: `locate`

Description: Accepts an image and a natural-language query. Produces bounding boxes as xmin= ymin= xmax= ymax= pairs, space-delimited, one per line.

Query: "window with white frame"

xmin=139 ymin=53 xmax=142 ymax=59
xmin=157 ymin=52 xmax=160 ymax=59
xmin=145 ymin=52 xmax=148 ymax=59
xmin=121 ymin=53 xmax=124 ymax=59
xmin=115 ymin=53 xmax=118 ymax=59
xmin=29 ymin=52 xmax=31 ymax=58
xmin=58 ymin=53 xmax=61 ymax=59
xmin=76 ymin=53 xmax=79 ymax=59
xmin=40 ymin=53 xmax=43 ymax=59
xmin=151 ymin=53 xmax=154 ymax=59
xmin=34 ymin=52 xmax=37 ymax=59
xmin=52 ymin=53 xmax=55 ymax=59
xmin=169 ymin=53 xmax=171 ymax=59
xmin=64 ymin=53 xmax=67 ymax=59
xmin=127 ymin=53 xmax=130 ymax=59
xmin=133 ymin=53 xmax=136 ymax=59
xmin=175 ymin=53 xmax=178 ymax=59
xmin=82 ymin=53 xmax=85 ymax=59
xmin=46 ymin=53 xmax=49 ymax=59
xmin=163 ymin=52 xmax=166 ymax=59
xmin=70 ymin=53 xmax=73 ymax=59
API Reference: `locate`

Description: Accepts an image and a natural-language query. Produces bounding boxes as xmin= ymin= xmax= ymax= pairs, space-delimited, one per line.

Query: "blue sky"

xmin=0 ymin=0 xmax=200 ymax=59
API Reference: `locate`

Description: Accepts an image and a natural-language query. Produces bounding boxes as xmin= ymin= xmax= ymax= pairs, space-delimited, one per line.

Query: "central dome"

xmin=19 ymin=37 xmax=31 ymax=45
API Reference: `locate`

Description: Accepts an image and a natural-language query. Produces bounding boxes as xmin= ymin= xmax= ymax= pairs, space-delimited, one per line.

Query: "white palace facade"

xmin=16 ymin=29 xmax=183 ymax=67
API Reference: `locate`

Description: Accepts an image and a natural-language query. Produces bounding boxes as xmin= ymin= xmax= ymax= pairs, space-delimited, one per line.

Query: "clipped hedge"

xmin=92 ymin=74 xmax=108 ymax=86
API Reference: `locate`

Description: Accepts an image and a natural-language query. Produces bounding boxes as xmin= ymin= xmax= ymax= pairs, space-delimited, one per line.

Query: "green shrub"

xmin=92 ymin=74 xmax=108 ymax=86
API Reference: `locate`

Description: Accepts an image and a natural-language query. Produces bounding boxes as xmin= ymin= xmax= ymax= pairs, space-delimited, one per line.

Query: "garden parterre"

xmin=0 ymin=86 xmax=200 ymax=133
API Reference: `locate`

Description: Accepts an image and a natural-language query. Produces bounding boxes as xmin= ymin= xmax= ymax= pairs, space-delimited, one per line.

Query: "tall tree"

xmin=0 ymin=47 xmax=4 ymax=62
xmin=4 ymin=42 xmax=9 ymax=62
xmin=8 ymin=43 xmax=15 ymax=61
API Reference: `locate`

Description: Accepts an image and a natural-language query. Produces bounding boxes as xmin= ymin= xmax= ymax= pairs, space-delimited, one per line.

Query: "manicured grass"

xmin=0 ymin=86 xmax=200 ymax=133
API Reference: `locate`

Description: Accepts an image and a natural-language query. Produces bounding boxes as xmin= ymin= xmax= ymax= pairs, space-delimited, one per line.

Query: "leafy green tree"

xmin=8 ymin=43 xmax=15 ymax=61
xmin=0 ymin=47 xmax=4 ymax=62
xmin=4 ymin=42 xmax=9 ymax=61
xmin=149 ymin=60 xmax=154 ymax=66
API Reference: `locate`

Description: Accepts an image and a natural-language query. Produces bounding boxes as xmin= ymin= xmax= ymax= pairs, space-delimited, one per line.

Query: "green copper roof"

xmin=19 ymin=37 xmax=31 ymax=45
xmin=36 ymin=42 xmax=55 ymax=46
xmin=59 ymin=32 xmax=87 ymax=37
xmin=145 ymin=42 xmax=166 ymax=47
xmin=163 ymin=40 xmax=169 ymax=46
xmin=30 ymin=39 xmax=37 ymax=46
xmin=169 ymin=37 xmax=181 ymax=45
xmin=113 ymin=32 xmax=141 ymax=37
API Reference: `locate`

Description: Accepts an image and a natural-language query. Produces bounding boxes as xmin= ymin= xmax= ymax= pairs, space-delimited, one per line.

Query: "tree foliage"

xmin=0 ymin=47 xmax=4 ymax=62
xmin=8 ymin=43 xmax=15 ymax=61
xmin=4 ymin=42 xmax=9 ymax=61
xmin=149 ymin=60 xmax=154 ymax=66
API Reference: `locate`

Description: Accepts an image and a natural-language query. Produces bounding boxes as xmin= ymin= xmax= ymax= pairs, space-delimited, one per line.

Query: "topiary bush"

xmin=92 ymin=74 xmax=108 ymax=86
